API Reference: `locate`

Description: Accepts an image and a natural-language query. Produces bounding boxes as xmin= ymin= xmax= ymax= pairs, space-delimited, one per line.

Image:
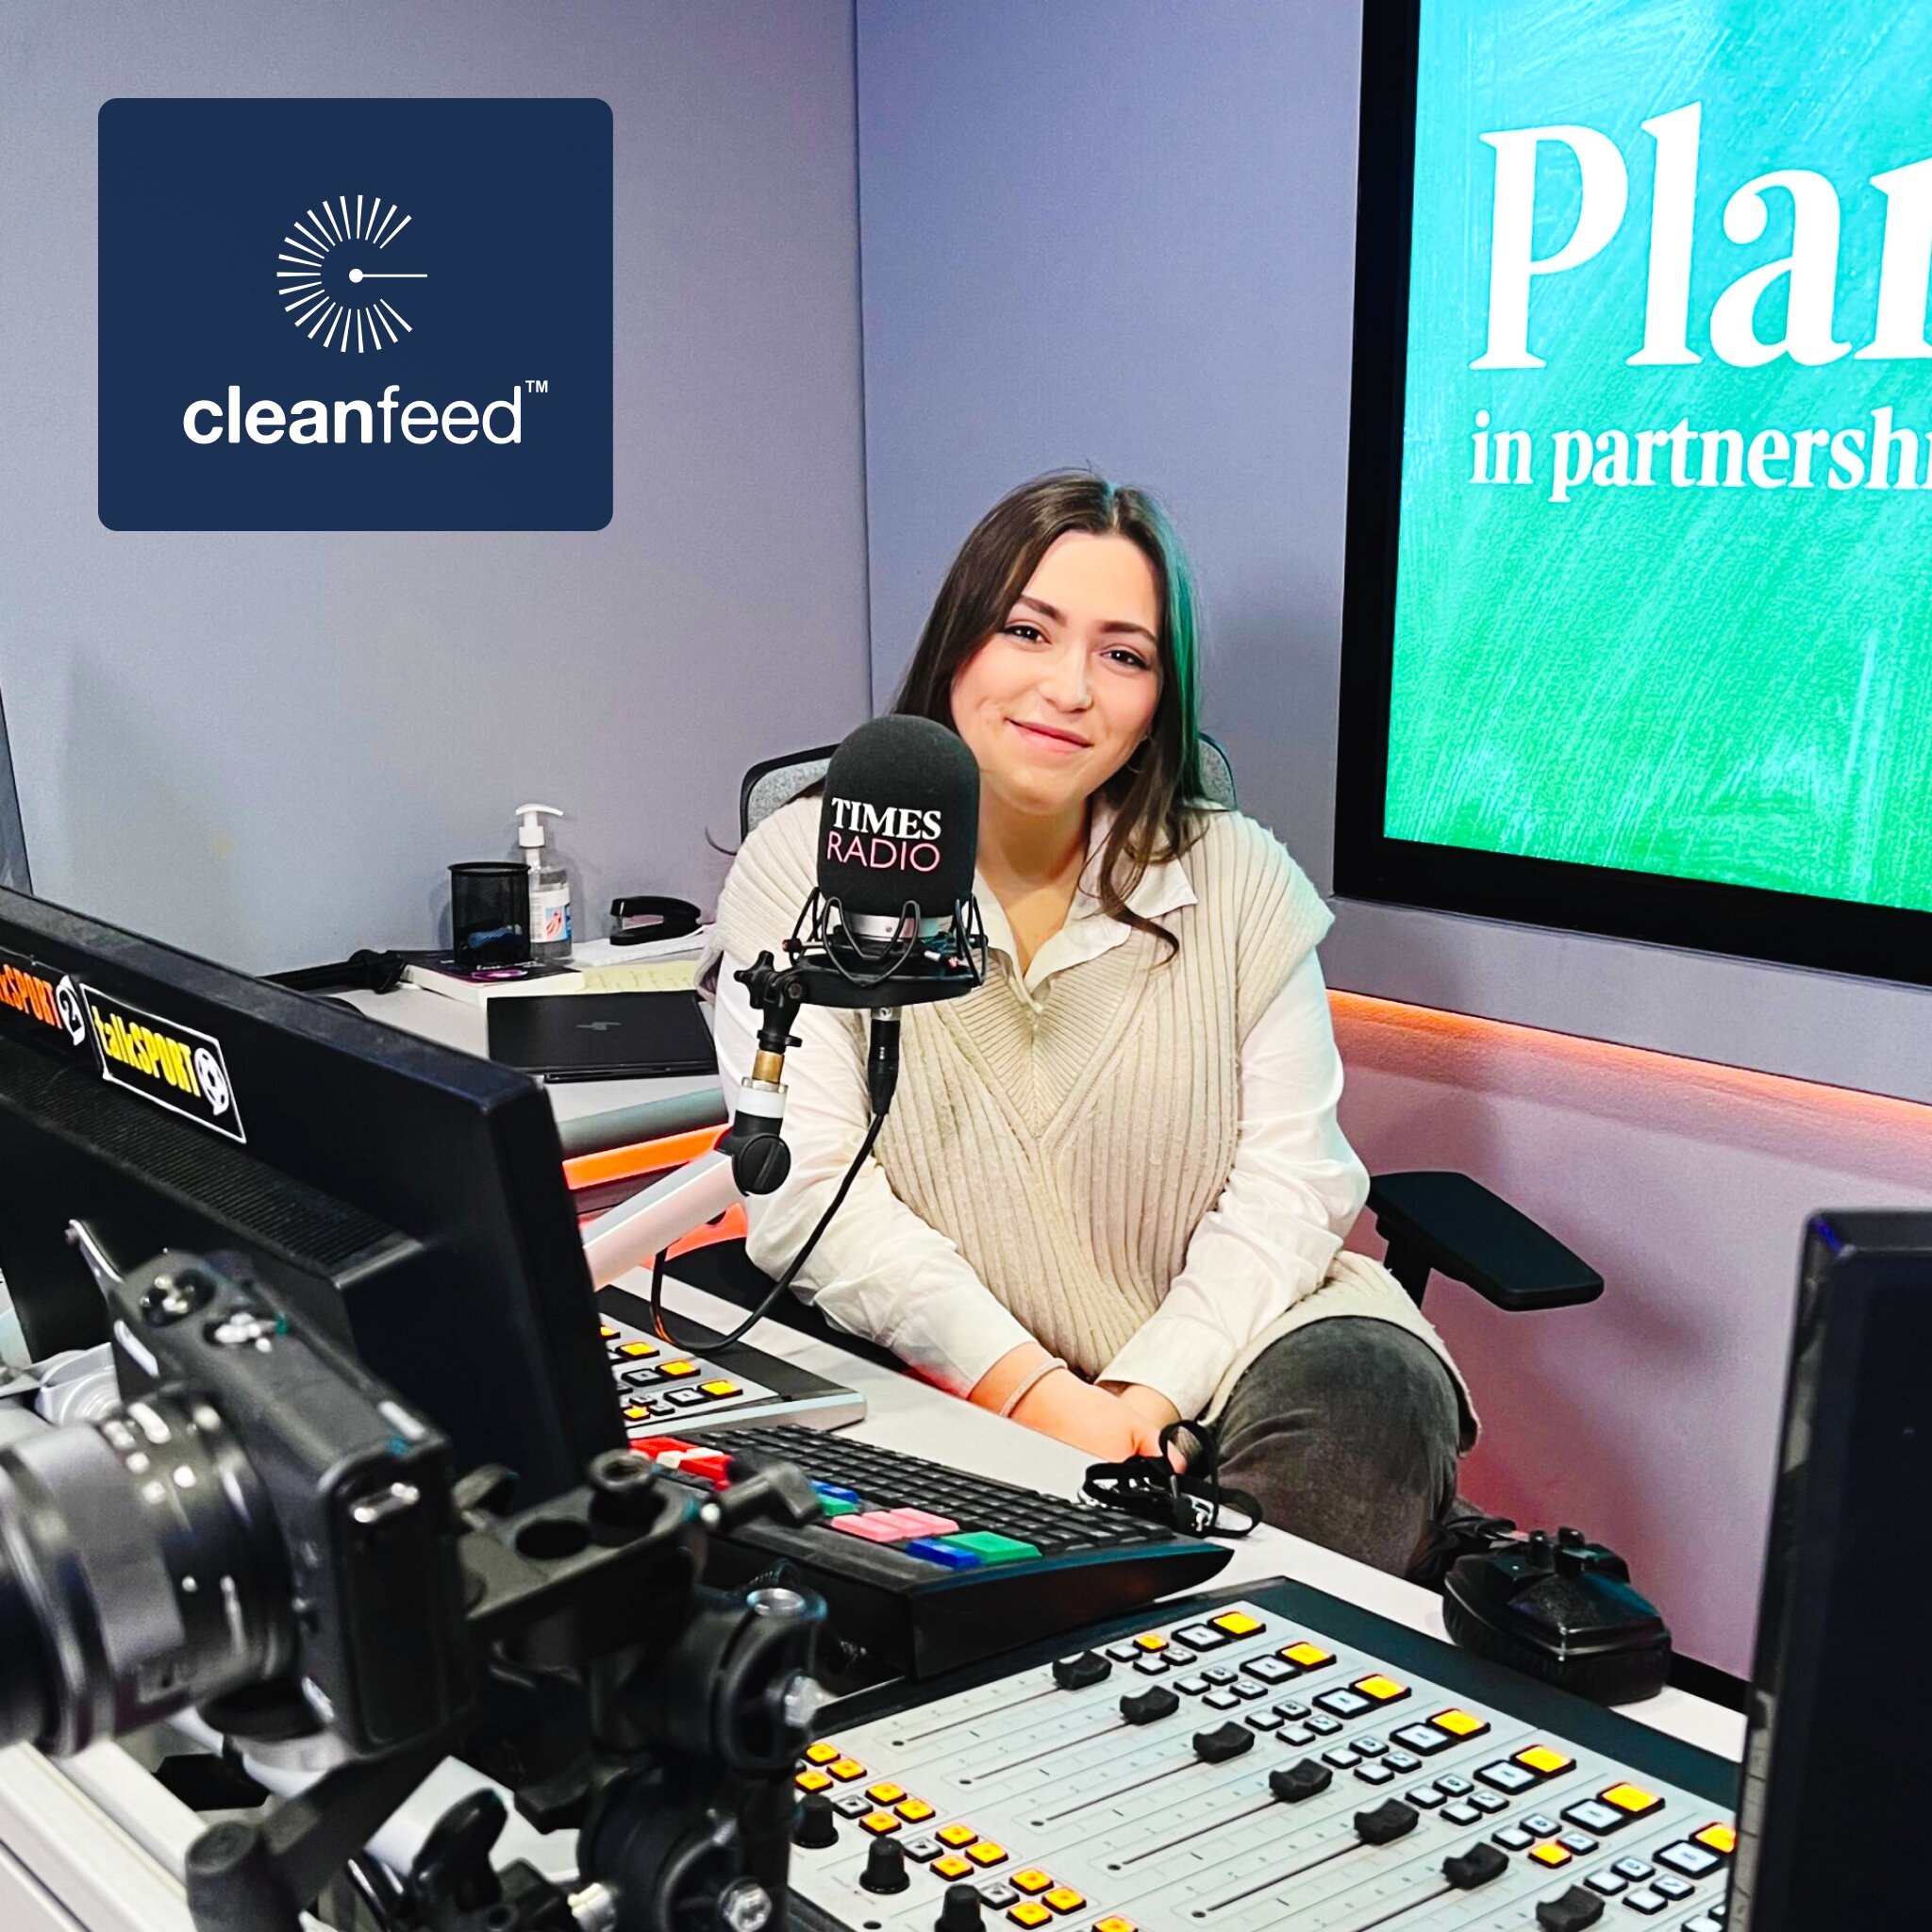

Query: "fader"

xmin=790 ymin=1581 xmax=1735 ymax=1932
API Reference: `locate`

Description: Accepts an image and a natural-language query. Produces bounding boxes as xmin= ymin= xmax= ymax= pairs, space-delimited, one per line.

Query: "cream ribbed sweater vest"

xmin=715 ymin=800 xmax=1471 ymax=1428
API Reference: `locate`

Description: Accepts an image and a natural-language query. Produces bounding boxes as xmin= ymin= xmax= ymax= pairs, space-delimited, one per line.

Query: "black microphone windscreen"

xmin=817 ymin=717 xmax=979 ymax=923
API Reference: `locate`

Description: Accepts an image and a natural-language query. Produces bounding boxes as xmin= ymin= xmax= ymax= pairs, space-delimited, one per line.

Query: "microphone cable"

xmin=647 ymin=1111 xmax=884 ymax=1355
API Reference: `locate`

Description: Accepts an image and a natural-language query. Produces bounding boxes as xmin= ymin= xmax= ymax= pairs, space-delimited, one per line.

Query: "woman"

xmin=708 ymin=473 xmax=1474 ymax=1574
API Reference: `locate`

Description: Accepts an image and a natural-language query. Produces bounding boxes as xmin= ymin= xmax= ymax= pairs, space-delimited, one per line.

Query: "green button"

xmin=941 ymin=1531 xmax=1041 ymax=1564
xmin=816 ymin=1496 xmax=858 ymax=1517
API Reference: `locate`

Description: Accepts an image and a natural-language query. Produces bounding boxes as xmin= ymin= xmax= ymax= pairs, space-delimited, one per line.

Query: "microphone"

xmin=728 ymin=717 xmax=987 ymax=1198
xmin=586 ymin=719 xmax=987 ymax=1322
xmin=811 ymin=715 xmax=982 ymax=973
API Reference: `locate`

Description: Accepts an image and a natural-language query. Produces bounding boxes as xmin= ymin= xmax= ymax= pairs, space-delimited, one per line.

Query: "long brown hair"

xmin=892 ymin=471 xmax=1209 ymax=953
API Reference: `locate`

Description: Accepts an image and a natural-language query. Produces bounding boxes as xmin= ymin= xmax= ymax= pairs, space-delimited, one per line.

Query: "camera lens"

xmin=0 ymin=1396 xmax=296 ymax=1756
xmin=0 ymin=1538 xmax=54 ymax=1748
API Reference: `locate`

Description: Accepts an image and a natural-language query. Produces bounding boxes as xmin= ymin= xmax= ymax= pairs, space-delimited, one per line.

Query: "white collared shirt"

xmin=711 ymin=817 xmax=1370 ymax=1417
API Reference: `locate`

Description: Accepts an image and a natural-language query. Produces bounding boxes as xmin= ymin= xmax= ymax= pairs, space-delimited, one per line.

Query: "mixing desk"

xmin=791 ymin=1581 xmax=1736 ymax=1932
xmin=594 ymin=1286 xmax=865 ymax=1433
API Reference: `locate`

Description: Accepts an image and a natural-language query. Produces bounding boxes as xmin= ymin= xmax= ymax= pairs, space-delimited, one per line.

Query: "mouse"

xmin=1441 ymin=1525 xmax=1672 ymax=1705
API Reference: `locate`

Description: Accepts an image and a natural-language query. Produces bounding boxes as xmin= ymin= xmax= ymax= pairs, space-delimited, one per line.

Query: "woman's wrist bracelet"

xmin=996 ymin=1356 xmax=1069 ymax=1418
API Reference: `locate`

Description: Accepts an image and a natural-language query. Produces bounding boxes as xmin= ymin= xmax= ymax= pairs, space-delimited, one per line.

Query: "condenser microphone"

xmin=815 ymin=714 xmax=980 ymax=955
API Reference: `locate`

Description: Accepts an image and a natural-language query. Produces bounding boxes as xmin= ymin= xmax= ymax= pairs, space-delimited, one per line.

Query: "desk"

xmin=0 ymin=986 xmax=1744 ymax=1930
xmin=334 ymin=979 xmax=1741 ymax=1760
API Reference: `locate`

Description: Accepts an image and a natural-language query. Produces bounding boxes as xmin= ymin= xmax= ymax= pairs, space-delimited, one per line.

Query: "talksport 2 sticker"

xmin=0 ymin=946 xmax=92 ymax=1060
xmin=80 ymin=984 xmax=247 ymax=1142
xmin=98 ymin=98 xmax=612 ymax=530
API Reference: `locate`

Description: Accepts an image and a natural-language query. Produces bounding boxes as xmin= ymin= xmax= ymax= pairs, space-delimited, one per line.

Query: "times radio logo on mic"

xmin=824 ymin=797 xmax=946 ymax=873
xmin=97 ymin=98 xmax=612 ymax=531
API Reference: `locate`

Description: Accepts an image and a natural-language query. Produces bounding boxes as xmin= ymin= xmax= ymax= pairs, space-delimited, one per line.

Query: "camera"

xmin=0 ymin=1248 xmax=827 ymax=1932
xmin=0 ymin=1246 xmax=466 ymax=1760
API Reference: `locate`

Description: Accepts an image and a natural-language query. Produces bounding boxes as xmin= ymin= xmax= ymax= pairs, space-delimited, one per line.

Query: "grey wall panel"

xmin=1 ymin=0 xmax=870 ymax=971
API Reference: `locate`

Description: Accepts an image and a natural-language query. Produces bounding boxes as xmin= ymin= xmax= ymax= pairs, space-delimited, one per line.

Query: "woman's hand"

xmin=1009 ymin=1370 xmax=1170 ymax=1460
xmin=1114 ymin=1382 xmax=1189 ymax=1470
xmin=969 ymin=1344 xmax=1166 ymax=1460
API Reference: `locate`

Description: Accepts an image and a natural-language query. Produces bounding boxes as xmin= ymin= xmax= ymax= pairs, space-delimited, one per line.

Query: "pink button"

xmin=830 ymin=1513 xmax=909 ymax=1543
xmin=879 ymin=1508 xmax=958 ymax=1537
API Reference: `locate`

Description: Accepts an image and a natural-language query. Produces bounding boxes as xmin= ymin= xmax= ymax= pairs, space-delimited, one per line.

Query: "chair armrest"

xmin=1366 ymin=1171 xmax=1604 ymax=1312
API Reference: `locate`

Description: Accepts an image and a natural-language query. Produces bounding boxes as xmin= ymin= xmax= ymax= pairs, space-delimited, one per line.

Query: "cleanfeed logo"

xmin=99 ymin=99 xmax=612 ymax=531
xmin=178 ymin=188 xmax=527 ymax=450
xmin=276 ymin=192 xmax=425 ymax=353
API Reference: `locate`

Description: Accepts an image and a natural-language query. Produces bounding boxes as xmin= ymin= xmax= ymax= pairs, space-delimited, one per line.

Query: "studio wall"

xmin=2 ymin=0 xmax=871 ymax=972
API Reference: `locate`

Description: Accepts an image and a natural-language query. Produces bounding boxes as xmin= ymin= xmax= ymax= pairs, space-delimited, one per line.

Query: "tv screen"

xmin=1337 ymin=0 xmax=1932 ymax=987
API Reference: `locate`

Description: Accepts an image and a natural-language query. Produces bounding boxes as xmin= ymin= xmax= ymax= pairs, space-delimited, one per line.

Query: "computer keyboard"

xmin=632 ymin=1423 xmax=1232 ymax=1683
xmin=596 ymin=1287 xmax=865 ymax=1434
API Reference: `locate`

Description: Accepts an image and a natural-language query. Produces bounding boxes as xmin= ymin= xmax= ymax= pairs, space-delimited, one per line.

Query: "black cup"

xmin=450 ymin=861 xmax=530 ymax=969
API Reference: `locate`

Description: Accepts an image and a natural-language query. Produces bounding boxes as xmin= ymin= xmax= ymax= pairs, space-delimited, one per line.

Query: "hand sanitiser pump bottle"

xmin=515 ymin=803 xmax=574 ymax=964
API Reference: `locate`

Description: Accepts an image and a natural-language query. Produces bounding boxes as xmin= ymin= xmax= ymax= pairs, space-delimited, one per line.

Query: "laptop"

xmin=487 ymin=990 xmax=717 ymax=1083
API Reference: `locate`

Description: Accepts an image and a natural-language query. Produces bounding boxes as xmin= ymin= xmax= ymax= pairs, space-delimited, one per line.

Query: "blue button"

xmin=904 ymin=1538 xmax=982 ymax=1569
xmin=813 ymin=1483 xmax=861 ymax=1504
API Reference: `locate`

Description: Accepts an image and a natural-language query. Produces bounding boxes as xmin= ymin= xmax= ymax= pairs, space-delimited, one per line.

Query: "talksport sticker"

xmin=98 ymin=98 xmax=613 ymax=530
xmin=80 ymin=984 xmax=246 ymax=1142
xmin=0 ymin=946 xmax=92 ymax=1060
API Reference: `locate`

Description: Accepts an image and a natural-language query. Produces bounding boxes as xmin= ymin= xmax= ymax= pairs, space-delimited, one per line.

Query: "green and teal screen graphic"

xmin=1388 ymin=0 xmax=1932 ymax=913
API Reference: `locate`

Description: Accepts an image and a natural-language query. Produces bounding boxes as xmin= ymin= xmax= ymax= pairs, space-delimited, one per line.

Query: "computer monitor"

xmin=1729 ymin=1209 xmax=1932 ymax=1924
xmin=0 ymin=884 xmax=621 ymax=1504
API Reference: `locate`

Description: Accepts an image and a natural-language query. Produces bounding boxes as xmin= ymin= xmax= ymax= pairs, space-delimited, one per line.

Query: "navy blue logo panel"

xmin=99 ymin=99 xmax=613 ymax=531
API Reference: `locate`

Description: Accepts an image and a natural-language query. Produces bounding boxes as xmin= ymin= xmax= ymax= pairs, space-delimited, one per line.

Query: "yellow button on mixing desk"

xmin=1529 ymin=1843 xmax=1573 ymax=1868
xmin=1043 ymin=1890 xmax=1085 ymax=1914
xmin=1133 ymin=1634 xmax=1168 ymax=1652
xmin=600 ymin=1325 xmax=620 ymax=1341
xmin=1352 ymin=1675 xmax=1409 ymax=1704
xmin=623 ymin=1406 xmax=648 ymax=1424
xmin=1011 ymin=1872 xmax=1055 ymax=1895
xmin=1430 ymin=1709 xmax=1489 ymax=1739
xmin=1515 ymin=1745 xmax=1574 ymax=1777
xmin=795 ymin=1770 xmax=831 ymax=1792
xmin=1094 ymin=1918 xmax=1136 ymax=1932
xmin=1279 ymin=1642 xmax=1332 ymax=1669
xmin=804 ymin=1742 xmax=840 ymax=1764
xmin=967 ymin=1842 xmax=1008 ymax=1867
xmin=827 ymin=1758 xmax=866 ymax=1781
xmin=932 ymin=1857 xmax=974 ymax=1882
xmin=1211 ymin=1611 xmax=1264 ymax=1637
xmin=1008 ymin=1906 xmax=1052 ymax=1928
xmin=1694 ymin=1824 xmax=1738 ymax=1857
xmin=618 ymin=1341 xmax=657 ymax=1359
xmin=937 ymin=1825 xmax=978 ymax=1849
xmin=897 ymin=1799 xmax=936 ymax=1824
xmin=859 ymin=1812 xmax=900 ymax=1836
xmin=700 ymin=1379 xmax=741 ymax=1398
xmin=867 ymin=1783 xmax=907 ymax=1805
xmin=659 ymin=1359 xmax=700 ymax=1377
xmin=1600 ymin=1782 xmax=1662 ymax=1817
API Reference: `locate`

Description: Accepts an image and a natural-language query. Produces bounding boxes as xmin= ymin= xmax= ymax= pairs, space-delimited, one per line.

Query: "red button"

xmin=832 ymin=1513 xmax=912 ymax=1543
xmin=634 ymin=1437 xmax=696 ymax=1459
xmin=879 ymin=1508 xmax=959 ymax=1537
xmin=676 ymin=1452 xmax=732 ymax=1485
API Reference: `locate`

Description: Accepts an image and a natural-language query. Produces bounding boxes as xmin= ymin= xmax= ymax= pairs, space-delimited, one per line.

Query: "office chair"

xmin=683 ymin=736 xmax=1602 ymax=1349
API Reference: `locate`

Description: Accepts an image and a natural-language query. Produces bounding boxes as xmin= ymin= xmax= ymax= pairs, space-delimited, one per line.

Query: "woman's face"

xmin=949 ymin=531 xmax=1163 ymax=823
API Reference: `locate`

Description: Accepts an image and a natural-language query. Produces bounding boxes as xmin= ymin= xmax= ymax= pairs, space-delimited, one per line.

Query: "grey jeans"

xmin=1212 ymin=1317 xmax=1464 ymax=1576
